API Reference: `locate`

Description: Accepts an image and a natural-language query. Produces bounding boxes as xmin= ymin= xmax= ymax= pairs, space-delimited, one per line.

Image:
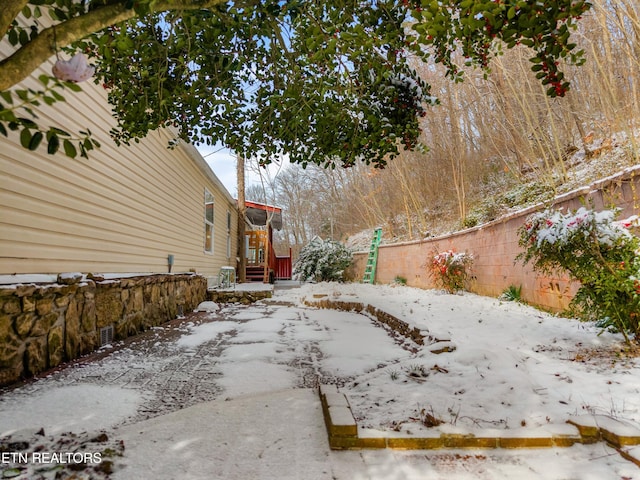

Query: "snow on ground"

xmin=279 ymin=283 xmax=640 ymax=435
xmin=1 ymin=282 xmax=639 ymax=479
xmin=0 ymin=385 xmax=141 ymax=436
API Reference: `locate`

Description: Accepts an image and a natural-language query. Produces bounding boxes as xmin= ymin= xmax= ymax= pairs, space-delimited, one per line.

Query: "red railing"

xmin=275 ymin=248 xmax=292 ymax=280
xmin=245 ymin=232 xmax=291 ymax=282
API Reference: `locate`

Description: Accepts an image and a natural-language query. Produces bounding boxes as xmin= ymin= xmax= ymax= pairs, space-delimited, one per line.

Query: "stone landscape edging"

xmin=303 ymin=295 xmax=453 ymax=352
xmin=319 ymin=384 xmax=640 ymax=455
xmin=207 ymin=289 xmax=272 ymax=304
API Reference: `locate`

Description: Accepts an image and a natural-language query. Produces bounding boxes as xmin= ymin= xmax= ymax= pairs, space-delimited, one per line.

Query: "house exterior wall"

xmin=0 ymin=55 xmax=237 ymax=278
xmin=351 ymin=166 xmax=640 ymax=313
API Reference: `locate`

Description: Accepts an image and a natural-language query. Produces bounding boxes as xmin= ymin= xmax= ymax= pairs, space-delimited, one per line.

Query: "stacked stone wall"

xmin=0 ymin=273 xmax=206 ymax=386
xmin=207 ymin=289 xmax=272 ymax=304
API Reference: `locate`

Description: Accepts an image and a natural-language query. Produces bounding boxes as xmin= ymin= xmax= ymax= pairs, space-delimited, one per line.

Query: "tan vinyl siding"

xmin=0 ymin=56 xmax=237 ymax=277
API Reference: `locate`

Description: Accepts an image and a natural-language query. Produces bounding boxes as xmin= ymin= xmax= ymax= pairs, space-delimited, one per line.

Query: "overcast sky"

xmin=197 ymin=144 xmax=238 ymax=196
xmin=197 ymin=144 xmax=290 ymax=200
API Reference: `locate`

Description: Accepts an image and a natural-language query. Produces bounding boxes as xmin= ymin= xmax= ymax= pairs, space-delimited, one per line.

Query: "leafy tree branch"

xmin=0 ymin=0 xmax=228 ymax=91
xmin=2 ymin=0 xmax=591 ymax=168
xmin=1 ymin=0 xmax=30 ymax=40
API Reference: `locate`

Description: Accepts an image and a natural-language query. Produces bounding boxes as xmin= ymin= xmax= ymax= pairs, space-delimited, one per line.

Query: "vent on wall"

xmin=100 ymin=325 xmax=114 ymax=346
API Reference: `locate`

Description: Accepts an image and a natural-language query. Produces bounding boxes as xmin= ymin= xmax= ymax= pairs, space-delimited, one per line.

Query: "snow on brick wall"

xmin=354 ymin=167 xmax=640 ymax=313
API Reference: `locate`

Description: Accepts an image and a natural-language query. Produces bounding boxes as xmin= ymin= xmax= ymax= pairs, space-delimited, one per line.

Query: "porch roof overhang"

xmin=245 ymin=200 xmax=283 ymax=230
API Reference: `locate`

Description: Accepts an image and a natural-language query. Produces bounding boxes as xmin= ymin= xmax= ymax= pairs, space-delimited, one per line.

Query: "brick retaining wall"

xmin=350 ymin=167 xmax=640 ymax=312
xmin=0 ymin=273 xmax=206 ymax=386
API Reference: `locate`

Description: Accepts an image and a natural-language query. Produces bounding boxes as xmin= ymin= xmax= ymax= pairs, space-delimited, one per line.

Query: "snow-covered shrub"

xmin=293 ymin=237 xmax=353 ymax=282
xmin=518 ymin=207 xmax=640 ymax=342
xmin=429 ymin=250 xmax=474 ymax=293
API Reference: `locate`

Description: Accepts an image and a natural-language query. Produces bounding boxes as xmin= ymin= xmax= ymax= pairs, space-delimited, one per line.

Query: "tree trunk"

xmin=237 ymin=153 xmax=247 ymax=283
xmin=494 ymin=59 xmax=526 ymax=175
xmin=567 ymin=93 xmax=592 ymax=157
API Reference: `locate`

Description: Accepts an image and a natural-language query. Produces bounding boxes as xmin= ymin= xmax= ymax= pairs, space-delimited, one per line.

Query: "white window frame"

xmin=226 ymin=210 xmax=232 ymax=259
xmin=204 ymin=189 xmax=215 ymax=254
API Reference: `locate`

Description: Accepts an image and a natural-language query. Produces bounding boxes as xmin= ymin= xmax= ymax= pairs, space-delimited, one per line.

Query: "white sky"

xmin=197 ymin=144 xmax=290 ymax=198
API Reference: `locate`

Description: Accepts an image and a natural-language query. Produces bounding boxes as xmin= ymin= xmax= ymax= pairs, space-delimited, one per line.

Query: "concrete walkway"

xmin=112 ymin=389 xmax=336 ymax=480
xmin=110 ymin=387 xmax=450 ymax=480
xmin=110 ymin=387 xmax=637 ymax=480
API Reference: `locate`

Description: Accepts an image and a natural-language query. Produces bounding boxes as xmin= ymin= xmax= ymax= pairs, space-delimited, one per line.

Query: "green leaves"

xmin=0 ymin=72 xmax=99 ymax=158
xmin=29 ymin=131 xmax=44 ymax=150
xmin=19 ymin=127 xmax=32 ymax=149
xmin=63 ymin=138 xmax=77 ymax=158
xmin=99 ymin=1 xmax=439 ymax=168
xmin=20 ymin=128 xmax=44 ymax=151
xmin=47 ymin=132 xmax=60 ymax=154
xmin=2 ymin=0 xmax=590 ymax=165
xmin=1 ymin=113 xmax=96 ymax=159
xmin=517 ymin=207 xmax=640 ymax=341
xmin=407 ymin=0 xmax=589 ymax=96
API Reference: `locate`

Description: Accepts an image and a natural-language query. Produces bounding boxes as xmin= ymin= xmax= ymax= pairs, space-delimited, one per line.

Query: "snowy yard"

xmin=324 ymin=285 xmax=640 ymax=435
xmin=1 ymin=282 xmax=640 ymax=479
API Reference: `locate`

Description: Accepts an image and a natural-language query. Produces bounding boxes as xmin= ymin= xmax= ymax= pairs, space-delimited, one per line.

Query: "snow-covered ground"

xmin=1 ymin=282 xmax=639 ymax=479
xmin=308 ymin=284 xmax=640 ymax=435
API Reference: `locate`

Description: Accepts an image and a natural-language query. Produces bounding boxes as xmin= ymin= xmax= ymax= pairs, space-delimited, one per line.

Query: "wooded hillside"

xmin=246 ymin=0 xmax=639 ymax=255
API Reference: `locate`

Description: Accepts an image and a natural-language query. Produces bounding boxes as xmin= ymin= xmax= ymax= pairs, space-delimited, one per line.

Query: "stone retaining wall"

xmin=0 ymin=273 xmax=206 ymax=386
xmin=350 ymin=166 xmax=640 ymax=312
xmin=207 ymin=289 xmax=272 ymax=304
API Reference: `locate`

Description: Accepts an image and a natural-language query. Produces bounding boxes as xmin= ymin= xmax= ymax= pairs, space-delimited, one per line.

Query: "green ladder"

xmin=362 ymin=228 xmax=382 ymax=284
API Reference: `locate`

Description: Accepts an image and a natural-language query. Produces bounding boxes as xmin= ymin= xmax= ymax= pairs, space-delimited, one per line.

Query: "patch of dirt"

xmin=1 ymin=310 xmax=240 ymax=427
xmin=569 ymin=342 xmax=640 ymax=369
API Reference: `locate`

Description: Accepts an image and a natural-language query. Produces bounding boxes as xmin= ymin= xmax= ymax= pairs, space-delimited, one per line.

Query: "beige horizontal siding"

xmin=1 ymin=53 xmax=237 ymax=277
